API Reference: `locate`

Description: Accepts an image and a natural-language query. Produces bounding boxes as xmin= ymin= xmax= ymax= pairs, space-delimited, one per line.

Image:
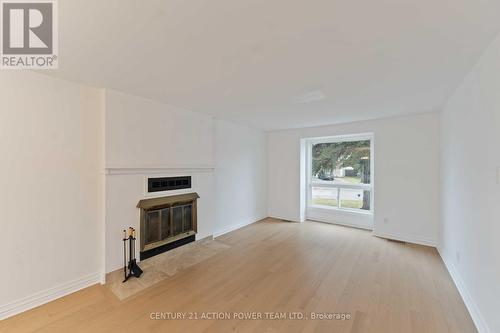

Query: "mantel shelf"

xmin=104 ymin=164 xmax=216 ymax=175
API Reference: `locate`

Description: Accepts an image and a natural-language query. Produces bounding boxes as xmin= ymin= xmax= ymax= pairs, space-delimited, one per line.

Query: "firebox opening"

xmin=137 ymin=192 xmax=199 ymax=260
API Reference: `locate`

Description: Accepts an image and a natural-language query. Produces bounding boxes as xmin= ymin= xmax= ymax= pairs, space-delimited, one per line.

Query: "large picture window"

xmin=307 ymin=134 xmax=373 ymax=213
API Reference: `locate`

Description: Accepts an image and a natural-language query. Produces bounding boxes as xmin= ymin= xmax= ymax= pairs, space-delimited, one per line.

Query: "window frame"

xmin=305 ymin=133 xmax=374 ymax=214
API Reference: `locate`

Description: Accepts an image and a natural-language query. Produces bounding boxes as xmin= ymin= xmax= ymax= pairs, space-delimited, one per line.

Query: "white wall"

xmin=0 ymin=75 xmax=268 ymax=318
xmin=104 ymin=91 xmax=268 ymax=273
xmin=439 ymin=32 xmax=500 ymax=333
xmin=105 ymin=89 xmax=213 ymax=168
xmin=267 ymin=113 xmax=440 ymax=245
xmin=0 ymin=71 xmax=104 ymax=318
xmin=104 ymin=90 xmax=216 ymax=273
xmin=213 ymin=119 xmax=267 ymax=236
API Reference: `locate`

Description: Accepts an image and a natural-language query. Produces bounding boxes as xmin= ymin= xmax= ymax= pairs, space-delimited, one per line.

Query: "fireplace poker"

xmin=122 ymin=229 xmax=127 ymax=281
xmin=123 ymin=227 xmax=143 ymax=283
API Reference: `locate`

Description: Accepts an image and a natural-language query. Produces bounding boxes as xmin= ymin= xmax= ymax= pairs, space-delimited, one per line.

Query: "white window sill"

xmin=308 ymin=204 xmax=373 ymax=216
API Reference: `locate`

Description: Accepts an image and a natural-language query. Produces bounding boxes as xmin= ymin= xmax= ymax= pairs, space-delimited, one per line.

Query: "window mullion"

xmin=336 ymin=188 xmax=340 ymax=208
xmin=309 ymin=183 xmax=371 ymax=190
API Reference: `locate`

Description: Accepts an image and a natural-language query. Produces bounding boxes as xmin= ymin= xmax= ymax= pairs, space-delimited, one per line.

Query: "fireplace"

xmin=137 ymin=192 xmax=199 ymax=260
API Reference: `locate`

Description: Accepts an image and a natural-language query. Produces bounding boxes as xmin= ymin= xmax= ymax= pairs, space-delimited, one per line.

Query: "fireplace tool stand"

xmin=122 ymin=227 xmax=143 ymax=283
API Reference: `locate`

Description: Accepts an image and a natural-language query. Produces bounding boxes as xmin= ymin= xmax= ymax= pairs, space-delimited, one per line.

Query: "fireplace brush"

xmin=122 ymin=227 xmax=143 ymax=282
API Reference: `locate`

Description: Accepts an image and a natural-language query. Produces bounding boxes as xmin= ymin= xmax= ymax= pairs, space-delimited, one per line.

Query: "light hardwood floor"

xmin=0 ymin=218 xmax=476 ymax=333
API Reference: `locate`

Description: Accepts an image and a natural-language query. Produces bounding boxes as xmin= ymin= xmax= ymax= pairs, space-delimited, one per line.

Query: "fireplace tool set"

xmin=122 ymin=227 xmax=143 ymax=282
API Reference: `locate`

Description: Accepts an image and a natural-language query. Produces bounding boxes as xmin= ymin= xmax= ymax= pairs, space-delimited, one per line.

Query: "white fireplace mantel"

xmin=104 ymin=164 xmax=216 ymax=175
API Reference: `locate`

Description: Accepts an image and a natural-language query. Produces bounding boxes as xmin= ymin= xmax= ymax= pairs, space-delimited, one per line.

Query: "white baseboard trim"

xmin=99 ymin=271 xmax=107 ymax=285
xmin=213 ymin=216 xmax=266 ymax=238
xmin=0 ymin=271 xmax=102 ymax=321
xmin=267 ymin=214 xmax=300 ymax=223
xmin=438 ymin=247 xmax=490 ymax=333
xmin=372 ymin=231 xmax=436 ymax=247
xmin=308 ymin=217 xmax=373 ymax=231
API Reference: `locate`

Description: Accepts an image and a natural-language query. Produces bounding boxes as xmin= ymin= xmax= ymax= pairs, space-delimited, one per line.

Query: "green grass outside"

xmin=312 ymin=198 xmax=363 ymax=209
xmin=341 ymin=199 xmax=363 ymax=209
xmin=312 ymin=198 xmax=338 ymax=207
xmin=338 ymin=176 xmax=361 ymax=184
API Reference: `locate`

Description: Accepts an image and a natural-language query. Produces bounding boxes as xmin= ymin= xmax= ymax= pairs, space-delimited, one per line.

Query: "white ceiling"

xmin=47 ymin=0 xmax=500 ymax=130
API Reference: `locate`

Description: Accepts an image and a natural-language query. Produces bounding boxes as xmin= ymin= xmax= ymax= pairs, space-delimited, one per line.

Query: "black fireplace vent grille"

xmin=148 ymin=176 xmax=191 ymax=192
